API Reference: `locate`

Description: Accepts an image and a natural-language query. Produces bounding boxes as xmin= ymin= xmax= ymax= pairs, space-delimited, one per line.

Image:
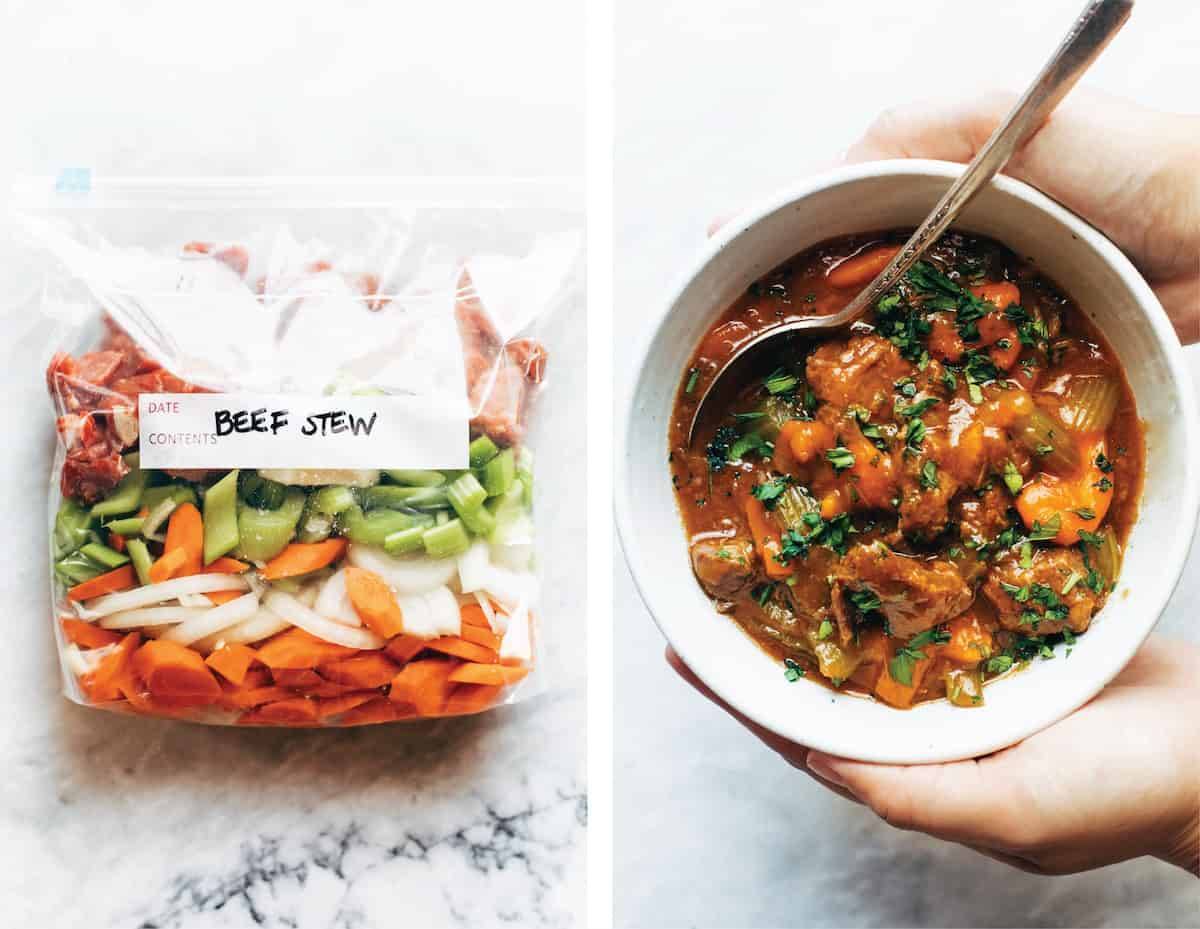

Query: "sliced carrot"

xmin=319 ymin=652 xmax=401 ymax=689
xmin=459 ymin=623 xmax=502 ymax=652
xmin=68 ymin=564 xmax=137 ymax=602
xmin=928 ymin=313 xmax=965 ymax=363
xmin=969 ymin=281 xmax=1021 ymax=311
xmin=205 ymin=589 xmax=244 ymax=606
xmin=80 ymin=632 xmax=140 ymax=703
xmin=827 ymin=244 xmax=902 ymax=289
xmin=239 ymin=697 xmax=320 ymax=725
xmin=425 ymin=636 xmax=498 ymax=664
xmin=443 ymin=683 xmax=504 ymax=716
xmin=303 ymin=679 xmax=361 ymax=698
xmin=978 ymin=311 xmax=1021 ymax=371
xmin=343 ymin=566 xmax=405 ymax=638
xmin=61 ymin=617 xmax=123 ymax=649
xmin=743 ymin=494 xmax=793 ymax=580
xmin=384 ymin=635 xmax=427 ymax=665
xmin=272 ymin=667 xmax=324 ymax=689
xmin=942 ymin=613 xmax=995 ymax=664
xmin=314 ymin=691 xmax=377 ymax=720
xmin=148 ymin=547 xmax=188 ymax=584
xmin=163 ymin=502 xmax=204 ymax=576
xmin=108 ymin=531 xmax=126 ymax=553
xmin=388 ymin=659 xmax=458 ymax=715
xmin=787 ymin=420 xmax=837 ymax=466
xmin=132 ymin=639 xmax=222 ymax=704
xmin=338 ymin=696 xmax=402 ymax=725
xmin=873 ymin=644 xmax=933 ymax=709
xmin=260 ymin=538 xmax=348 ymax=581
xmin=255 ymin=627 xmax=359 ymax=669
xmin=459 ymin=603 xmax=492 ymax=628
xmin=204 ymin=643 xmax=258 ymax=686
xmin=226 ymin=685 xmax=296 ymax=709
xmin=447 ymin=663 xmax=529 ymax=686
xmin=202 ymin=556 xmax=249 ymax=574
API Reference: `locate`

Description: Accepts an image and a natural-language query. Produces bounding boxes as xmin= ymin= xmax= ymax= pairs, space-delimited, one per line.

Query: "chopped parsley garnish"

xmin=751 ymin=476 xmax=791 ymax=510
xmin=816 ymin=619 xmax=834 ymax=641
xmin=728 ymin=431 xmax=772 ymax=463
xmin=752 ymin=582 xmax=777 ymax=607
xmin=1095 ymin=452 xmax=1114 ymax=473
xmin=1028 ymin=514 xmax=1062 ymax=541
xmin=825 ymin=445 xmax=856 ymax=473
xmin=783 ymin=657 xmax=805 ymax=682
xmin=897 ymin=396 xmax=939 ymax=418
xmin=1071 ymin=507 xmax=1096 ymax=520
xmin=764 ymin=368 xmax=800 ymax=396
xmin=1077 ymin=528 xmax=1105 ymax=547
xmin=985 ymin=655 xmax=1015 ymax=674
xmin=847 ymin=588 xmax=882 ymax=616
xmin=1061 ymin=571 xmax=1082 ymax=596
xmin=904 ymin=418 xmax=927 ymax=455
xmin=1093 ymin=477 xmax=1113 ymax=492
xmin=853 ymin=407 xmax=888 ymax=450
xmin=1035 ymin=443 xmax=1054 ymax=456
xmin=889 ymin=626 xmax=951 ymax=685
xmin=895 ymin=377 xmax=918 ymax=399
xmin=732 ymin=410 xmax=766 ymax=421
xmin=1002 ymin=460 xmax=1023 ymax=496
xmin=706 ymin=425 xmax=738 ymax=472
xmin=874 ymin=293 xmax=931 ymax=362
xmin=685 ymin=367 xmax=700 ymax=394
xmin=1000 ymin=581 xmax=1031 ymax=603
xmin=940 ymin=367 xmax=958 ymax=392
xmin=1019 ymin=541 xmax=1034 ymax=568
xmin=779 ymin=512 xmax=856 ymax=562
xmin=920 ymin=460 xmax=940 ymax=491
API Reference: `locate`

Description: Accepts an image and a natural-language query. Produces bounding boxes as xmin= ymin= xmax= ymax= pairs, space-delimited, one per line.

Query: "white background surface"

xmin=0 ymin=3 xmax=585 ymax=927
xmin=615 ymin=1 xmax=1199 ymax=927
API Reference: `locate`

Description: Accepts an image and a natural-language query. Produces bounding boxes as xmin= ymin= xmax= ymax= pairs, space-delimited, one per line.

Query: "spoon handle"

xmin=831 ymin=0 xmax=1134 ymax=327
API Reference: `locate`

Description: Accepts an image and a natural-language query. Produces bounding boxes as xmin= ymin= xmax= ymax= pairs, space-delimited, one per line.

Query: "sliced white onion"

xmin=473 ymin=591 xmax=503 ymax=634
xmin=258 ymin=468 xmax=379 ymax=487
xmin=457 ymin=540 xmax=491 ymax=593
xmin=76 ymin=574 xmax=250 ymax=619
xmin=141 ymin=497 xmax=178 ymax=540
xmin=63 ymin=642 xmax=91 ymax=676
xmin=394 ymin=586 xmax=461 ymax=640
xmin=176 ymin=593 xmax=213 ymax=608
xmin=100 ymin=606 xmax=211 ymax=629
xmin=347 ymin=544 xmax=457 ymax=595
xmin=314 ymin=570 xmax=362 ymax=627
xmin=491 ymin=540 xmax=534 ymax=573
xmin=219 ymin=607 xmax=292 ymax=645
xmin=297 ymin=582 xmax=320 ymax=608
xmin=395 ymin=592 xmax=432 ymax=638
xmin=499 ymin=605 xmax=532 ymax=664
xmin=425 ymin=586 xmax=462 ymax=638
xmin=482 ymin=566 xmax=536 ymax=614
xmin=264 ymin=591 xmax=385 ymax=650
xmin=161 ymin=593 xmax=260 ymax=646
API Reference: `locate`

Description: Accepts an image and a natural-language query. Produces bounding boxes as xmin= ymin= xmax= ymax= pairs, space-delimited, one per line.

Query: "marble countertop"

xmin=0 ymin=3 xmax=585 ymax=926
xmin=615 ymin=1 xmax=1199 ymax=926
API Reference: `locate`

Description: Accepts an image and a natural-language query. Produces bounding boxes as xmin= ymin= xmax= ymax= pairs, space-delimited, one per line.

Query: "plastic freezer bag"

xmin=19 ymin=177 xmax=580 ymax=726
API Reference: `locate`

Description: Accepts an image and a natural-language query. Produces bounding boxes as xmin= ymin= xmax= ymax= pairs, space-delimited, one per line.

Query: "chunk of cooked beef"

xmin=830 ymin=542 xmax=974 ymax=641
xmin=689 ymin=538 xmax=757 ymax=602
xmin=897 ymin=453 xmax=960 ymax=539
xmin=982 ymin=547 xmax=1102 ymax=635
xmin=805 ymin=334 xmax=914 ymax=418
xmin=955 ymin=485 xmax=1014 ymax=549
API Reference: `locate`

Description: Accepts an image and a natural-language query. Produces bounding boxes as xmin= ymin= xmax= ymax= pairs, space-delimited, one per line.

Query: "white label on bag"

xmin=138 ymin=393 xmax=468 ymax=470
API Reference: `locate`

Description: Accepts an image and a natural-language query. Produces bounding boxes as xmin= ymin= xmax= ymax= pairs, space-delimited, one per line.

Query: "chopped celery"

xmin=468 ymin=435 xmax=500 ymax=468
xmin=141 ymin=484 xmax=197 ymax=511
xmin=238 ymin=471 xmax=288 ymax=510
xmin=53 ymin=498 xmax=94 ymax=559
xmin=104 ymin=516 xmax=145 ymax=537
xmin=435 ymin=510 xmax=450 ymax=526
xmin=384 ymin=469 xmax=447 ymax=487
xmin=1014 ymin=407 xmax=1079 ymax=475
xmin=487 ymin=485 xmax=533 ymax=546
xmin=482 ymin=448 xmax=516 ymax=497
xmin=54 ymin=551 xmax=106 ymax=586
xmin=80 ymin=542 xmax=130 ymax=569
xmin=447 ymin=472 xmax=487 ymax=516
xmin=422 ymin=519 xmax=471 ymax=558
xmin=91 ymin=468 xmax=148 ymax=518
xmin=126 ymin=538 xmax=153 ymax=585
xmin=361 ymin=485 xmax=448 ymax=510
xmin=773 ymin=485 xmax=821 ymax=534
xmin=202 ymin=470 xmax=241 ymax=565
xmin=458 ymin=504 xmax=496 ymax=537
xmin=310 ymin=485 xmax=358 ymax=515
xmin=383 ymin=526 xmax=427 ymax=555
xmin=235 ymin=488 xmax=306 ymax=562
xmin=295 ymin=505 xmax=334 ymax=544
xmin=337 ymin=505 xmax=417 ymax=545
xmin=517 ymin=447 xmax=534 ymax=508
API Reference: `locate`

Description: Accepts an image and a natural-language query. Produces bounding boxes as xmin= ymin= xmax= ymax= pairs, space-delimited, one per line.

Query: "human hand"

xmin=844 ymin=88 xmax=1200 ymax=345
xmin=667 ymin=637 xmax=1200 ymax=876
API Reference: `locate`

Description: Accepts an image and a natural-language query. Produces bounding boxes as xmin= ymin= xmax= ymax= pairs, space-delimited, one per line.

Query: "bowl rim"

xmin=615 ymin=158 xmax=1200 ymax=764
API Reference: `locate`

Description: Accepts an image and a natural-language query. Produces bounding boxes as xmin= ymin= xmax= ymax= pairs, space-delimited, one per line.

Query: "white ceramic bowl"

xmin=617 ymin=159 xmax=1199 ymax=764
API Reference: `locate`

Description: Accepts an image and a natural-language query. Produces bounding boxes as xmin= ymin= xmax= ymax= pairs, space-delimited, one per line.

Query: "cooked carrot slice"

xmin=271 ymin=667 xmax=324 ymax=689
xmin=239 ymin=697 xmax=320 ymax=725
xmin=163 ymin=502 xmax=204 ymax=576
xmin=384 ymin=635 xmax=427 ymax=665
xmin=225 ymin=685 xmax=296 ymax=709
xmin=68 ymin=564 xmax=137 ymax=601
xmin=202 ymin=556 xmax=249 ymax=574
xmin=459 ymin=603 xmax=492 ymax=628
xmin=260 ymin=539 xmax=348 ymax=581
xmin=319 ymin=652 xmax=401 ymax=689
xmin=255 ymin=627 xmax=359 ymax=669
xmin=80 ymin=632 xmax=140 ymax=703
xmin=447 ymin=663 xmax=529 ymax=686
xmin=204 ymin=643 xmax=258 ymax=686
xmin=343 ymin=566 xmax=405 ymax=638
xmin=314 ymin=691 xmax=377 ymax=720
xmin=61 ymin=617 xmax=123 ymax=649
xmin=338 ymin=696 xmax=402 ymax=726
xmin=443 ymin=683 xmax=504 ymax=716
xmin=425 ymin=636 xmax=498 ymax=664
xmin=743 ymin=495 xmax=793 ymax=580
xmin=133 ymin=639 xmax=221 ymax=704
xmin=459 ymin=623 xmax=502 ymax=651
xmin=827 ymin=244 xmax=902 ymax=289
xmin=388 ymin=659 xmax=458 ymax=715
xmin=108 ymin=531 xmax=126 ymax=553
xmin=148 ymin=547 xmax=188 ymax=584
xmin=942 ymin=613 xmax=995 ymax=664
xmin=205 ymin=589 xmax=244 ymax=605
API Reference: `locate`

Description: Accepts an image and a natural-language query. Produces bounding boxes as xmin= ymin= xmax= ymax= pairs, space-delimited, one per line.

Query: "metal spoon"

xmin=688 ymin=0 xmax=1133 ymax=445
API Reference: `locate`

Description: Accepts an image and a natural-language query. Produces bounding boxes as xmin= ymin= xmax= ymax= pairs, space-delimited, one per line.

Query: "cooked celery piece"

xmin=361 ymin=484 xmax=447 ymax=511
xmin=446 ymin=472 xmax=487 ymax=517
xmin=482 ymin=448 xmax=516 ymax=497
xmin=202 ymin=470 xmax=241 ymax=565
xmin=53 ymin=498 xmax=94 ymax=559
xmin=80 ymin=541 xmax=130 ymax=569
xmin=384 ymin=469 xmax=447 ymax=487
xmin=458 ymin=504 xmax=496 ymax=537
xmin=468 ymin=435 xmax=500 ymax=468
xmin=1094 ymin=531 xmax=1122 ymax=588
xmin=236 ymin=488 xmax=306 ymax=562
xmin=772 ymin=485 xmax=821 ymax=533
xmin=295 ymin=505 xmax=334 ymax=544
xmin=382 ymin=526 xmax=427 ymax=555
xmin=310 ymin=485 xmax=357 ymax=516
xmin=126 ymin=538 xmax=153 ymax=585
xmin=238 ymin=471 xmax=288 ymax=510
xmin=141 ymin=484 xmax=197 ymax=511
xmin=517 ymin=447 xmax=534 ymax=508
xmin=435 ymin=509 xmax=450 ymax=526
xmin=1013 ymin=406 xmax=1079 ymax=475
xmin=54 ymin=551 xmax=106 ymax=586
xmin=104 ymin=516 xmax=145 ymax=537
xmin=91 ymin=467 xmax=148 ymax=518
xmin=487 ymin=484 xmax=532 ymax=545
xmin=422 ymin=518 xmax=471 ymax=558
xmin=338 ymin=505 xmax=417 ymax=546
xmin=755 ymin=394 xmax=804 ymax=441
xmin=945 ymin=667 xmax=985 ymax=707
xmin=1058 ymin=374 xmax=1120 ymax=433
